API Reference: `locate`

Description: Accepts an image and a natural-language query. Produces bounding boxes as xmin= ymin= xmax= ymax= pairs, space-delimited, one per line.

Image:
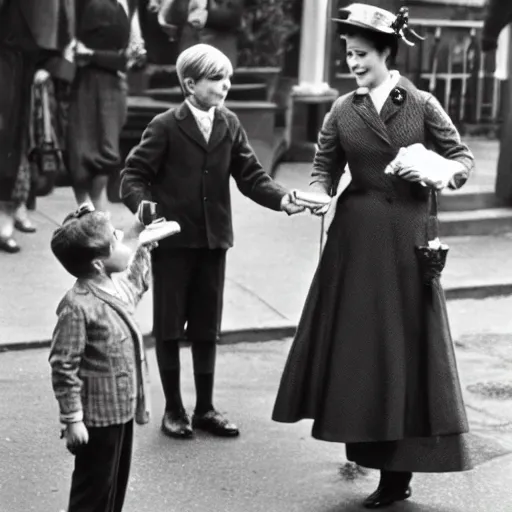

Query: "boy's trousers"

xmin=68 ymin=420 xmax=133 ymax=512
xmin=152 ymin=248 xmax=227 ymax=342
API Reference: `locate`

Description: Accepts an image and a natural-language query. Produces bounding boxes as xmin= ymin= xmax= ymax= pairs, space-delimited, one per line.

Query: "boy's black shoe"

xmin=161 ymin=409 xmax=193 ymax=439
xmin=363 ymin=485 xmax=411 ymax=508
xmin=192 ymin=410 xmax=240 ymax=437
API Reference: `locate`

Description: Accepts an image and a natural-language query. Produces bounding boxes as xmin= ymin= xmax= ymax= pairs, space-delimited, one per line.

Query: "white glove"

xmin=384 ymin=143 xmax=460 ymax=190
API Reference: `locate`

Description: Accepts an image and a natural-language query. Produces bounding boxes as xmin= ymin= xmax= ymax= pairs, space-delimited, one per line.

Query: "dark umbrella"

xmin=415 ymin=191 xmax=449 ymax=286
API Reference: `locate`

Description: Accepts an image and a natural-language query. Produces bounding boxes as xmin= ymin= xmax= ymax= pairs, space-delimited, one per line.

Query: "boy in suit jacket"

xmin=49 ymin=203 xmax=154 ymax=512
xmin=120 ymin=43 xmax=304 ymax=439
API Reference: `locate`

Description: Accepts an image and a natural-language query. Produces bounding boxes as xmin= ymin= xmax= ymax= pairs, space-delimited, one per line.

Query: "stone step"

xmin=441 ymin=234 xmax=512 ymax=299
xmin=145 ymin=84 xmax=268 ymax=102
xmin=439 ymin=207 xmax=512 ymax=236
xmin=144 ymin=66 xmax=281 ymax=101
xmin=124 ymin=96 xmax=280 ymax=141
xmin=440 ymin=191 xmax=506 ymax=212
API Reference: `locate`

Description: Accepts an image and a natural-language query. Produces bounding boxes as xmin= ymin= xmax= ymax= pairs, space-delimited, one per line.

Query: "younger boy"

xmin=49 ymin=203 xmax=154 ymax=512
xmin=120 ymin=44 xmax=304 ymax=439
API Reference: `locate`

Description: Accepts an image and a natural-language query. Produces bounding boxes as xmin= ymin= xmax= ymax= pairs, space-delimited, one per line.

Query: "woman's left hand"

xmin=393 ymin=167 xmax=447 ymax=190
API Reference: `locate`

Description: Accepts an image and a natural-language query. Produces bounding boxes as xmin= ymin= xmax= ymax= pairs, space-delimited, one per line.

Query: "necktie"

xmin=198 ymin=115 xmax=212 ymax=142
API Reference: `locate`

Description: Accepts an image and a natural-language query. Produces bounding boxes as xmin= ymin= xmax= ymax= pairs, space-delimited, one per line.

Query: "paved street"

xmin=1 ymin=138 xmax=512 ymax=511
xmin=2 ymin=295 xmax=512 ymax=512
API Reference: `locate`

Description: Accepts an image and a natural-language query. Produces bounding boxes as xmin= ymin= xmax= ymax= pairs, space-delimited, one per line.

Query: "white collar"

xmin=369 ymin=70 xmax=401 ymax=114
xmin=185 ymin=99 xmax=216 ymax=122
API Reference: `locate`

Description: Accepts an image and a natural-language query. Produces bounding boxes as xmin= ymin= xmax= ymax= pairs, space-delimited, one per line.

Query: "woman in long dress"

xmin=272 ymin=4 xmax=474 ymax=509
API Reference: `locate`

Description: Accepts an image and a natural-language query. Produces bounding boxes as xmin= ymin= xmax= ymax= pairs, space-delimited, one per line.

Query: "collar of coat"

xmin=350 ymin=75 xmax=420 ymax=147
xmin=174 ymin=101 xmax=232 ymax=151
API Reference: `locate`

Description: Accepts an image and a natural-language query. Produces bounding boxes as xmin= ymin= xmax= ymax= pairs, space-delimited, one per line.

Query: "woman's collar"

xmin=370 ymin=70 xmax=400 ymax=96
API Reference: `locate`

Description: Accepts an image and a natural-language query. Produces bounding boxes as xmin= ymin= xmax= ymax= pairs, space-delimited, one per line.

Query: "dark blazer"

xmin=120 ymin=102 xmax=287 ymax=250
xmin=18 ymin=0 xmax=74 ymax=51
xmin=482 ymin=0 xmax=512 ymax=51
xmin=205 ymin=0 xmax=244 ymax=32
xmin=482 ymin=0 xmax=512 ymax=201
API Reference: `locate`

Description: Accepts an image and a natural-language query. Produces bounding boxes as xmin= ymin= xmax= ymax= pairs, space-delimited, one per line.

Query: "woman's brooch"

xmin=390 ymin=87 xmax=406 ymax=106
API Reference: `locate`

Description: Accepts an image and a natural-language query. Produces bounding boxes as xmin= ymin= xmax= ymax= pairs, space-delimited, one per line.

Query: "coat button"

xmin=203 ymin=197 xmax=208 ymax=202
xmin=204 ymin=169 xmax=209 ymax=174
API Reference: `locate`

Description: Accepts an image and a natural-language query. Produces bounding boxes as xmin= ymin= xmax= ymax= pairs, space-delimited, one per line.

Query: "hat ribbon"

xmin=391 ymin=7 xmax=425 ymax=46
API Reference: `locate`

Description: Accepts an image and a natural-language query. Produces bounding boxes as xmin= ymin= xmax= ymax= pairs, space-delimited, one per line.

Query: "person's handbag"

xmin=29 ymin=78 xmax=62 ymax=197
xmin=415 ymin=189 xmax=449 ymax=286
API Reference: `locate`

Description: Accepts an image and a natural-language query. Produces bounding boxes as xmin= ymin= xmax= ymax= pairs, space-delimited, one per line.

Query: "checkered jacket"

xmin=49 ymin=246 xmax=152 ymax=427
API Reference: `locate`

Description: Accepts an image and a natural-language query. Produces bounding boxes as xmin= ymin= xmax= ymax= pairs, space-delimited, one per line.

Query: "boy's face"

xmin=186 ymin=73 xmax=232 ymax=110
xmin=99 ymin=226 xmax=132 ymax=275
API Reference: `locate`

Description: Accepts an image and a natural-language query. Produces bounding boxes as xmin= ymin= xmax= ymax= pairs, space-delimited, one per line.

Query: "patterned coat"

xmin=49 ymin=246 xmax=152 ymax=428
xmin=272 ymin=76 xmax=474 ymax=472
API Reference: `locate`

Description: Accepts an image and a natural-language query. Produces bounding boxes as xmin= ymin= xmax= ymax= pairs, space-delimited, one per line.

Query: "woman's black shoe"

xmin=363 ymin=485 xmax=411 ymax=508
xmin=161 ymin=409 xmax=193 ymax=439
xmin=0 ymin=236 xmax=20 ymax=253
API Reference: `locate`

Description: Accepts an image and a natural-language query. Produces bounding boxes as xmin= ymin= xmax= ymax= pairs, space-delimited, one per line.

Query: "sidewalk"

xmin=1 ymin=137 xmax=510 ymax=349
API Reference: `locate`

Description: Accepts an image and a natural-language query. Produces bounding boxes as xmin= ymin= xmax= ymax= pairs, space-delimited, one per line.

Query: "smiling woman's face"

xmin=345 ymin=35 xmax=390 ymax=90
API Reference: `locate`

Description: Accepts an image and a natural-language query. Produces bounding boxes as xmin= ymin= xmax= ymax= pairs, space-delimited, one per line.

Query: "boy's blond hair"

xmin=176 ymin=44 xmax=233 ymax=96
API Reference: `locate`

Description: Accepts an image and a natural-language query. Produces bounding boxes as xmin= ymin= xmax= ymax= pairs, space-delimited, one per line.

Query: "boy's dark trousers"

xmin=68 ymin=420 xmax=133 ymax=512
xmin=152 ymin=248 xmax=226 ymax=413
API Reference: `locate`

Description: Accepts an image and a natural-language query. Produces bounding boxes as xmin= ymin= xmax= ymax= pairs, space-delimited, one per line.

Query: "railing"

xmin=331 ymin=18 xmax=501 ymax=126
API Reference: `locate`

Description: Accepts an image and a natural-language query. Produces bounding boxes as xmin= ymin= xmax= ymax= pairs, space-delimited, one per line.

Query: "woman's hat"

xmin=333 ymin=4 xmax=424 ymax=46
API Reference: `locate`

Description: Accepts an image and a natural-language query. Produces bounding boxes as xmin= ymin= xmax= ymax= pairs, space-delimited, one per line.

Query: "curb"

xmin=2 ymin=284 xmax=512 ymax=354
xmin=0 ymin=325 xmax=297 ymax=354
xmin=445 ymin=282 xmax=512 ymax=301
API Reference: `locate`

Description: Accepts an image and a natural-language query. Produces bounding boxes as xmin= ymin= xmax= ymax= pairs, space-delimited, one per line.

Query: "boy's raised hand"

xmin=281 ymin=191 xmax=306 ymax=216
xmin=63 ymin=421 xmax=89 ymax=455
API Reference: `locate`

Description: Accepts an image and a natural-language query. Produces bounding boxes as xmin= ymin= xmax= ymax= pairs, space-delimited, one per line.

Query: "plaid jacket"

xmin=49 ymin=246 xmax=152 ymax=428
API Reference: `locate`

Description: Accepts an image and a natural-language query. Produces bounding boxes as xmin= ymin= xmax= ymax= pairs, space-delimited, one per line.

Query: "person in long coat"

xmin=272 ymin=4 xmax=475 ymax=509
xmin=0 ymin=0 xmax=74 ymax=252
xmin=481 ymin=0 xmax=512 ymax=202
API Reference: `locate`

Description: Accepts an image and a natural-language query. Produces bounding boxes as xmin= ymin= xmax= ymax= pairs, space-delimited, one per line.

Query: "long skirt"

xmin=272 ymin=191 xmax=473 ymax=472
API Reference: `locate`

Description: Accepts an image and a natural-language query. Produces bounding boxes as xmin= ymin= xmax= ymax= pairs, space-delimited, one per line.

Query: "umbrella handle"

xmin=319 ymin=214 xmax=325 ymax=261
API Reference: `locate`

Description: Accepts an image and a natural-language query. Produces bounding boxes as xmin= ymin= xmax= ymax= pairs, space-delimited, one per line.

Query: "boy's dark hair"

xmin=341 ymin=26 xmax=400 ymax=66
xmin=51 ymin=208 xmax=112 ymax=278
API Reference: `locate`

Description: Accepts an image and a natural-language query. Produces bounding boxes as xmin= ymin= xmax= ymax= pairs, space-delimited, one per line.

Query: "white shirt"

xmin=185 ymin=99 xmax=216 ymax=142
xmin=369 ymin=70 xmax=401 ymax=114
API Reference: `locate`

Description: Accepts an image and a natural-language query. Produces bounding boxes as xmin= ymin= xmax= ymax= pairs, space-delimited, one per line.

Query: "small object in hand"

xmin=292 ymin=190 xmax=331 ymax=209
xmin=139 ymin=218 xmax=181 ymax=245
xmin=137 ymin=200 xmax=158 ymax=226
